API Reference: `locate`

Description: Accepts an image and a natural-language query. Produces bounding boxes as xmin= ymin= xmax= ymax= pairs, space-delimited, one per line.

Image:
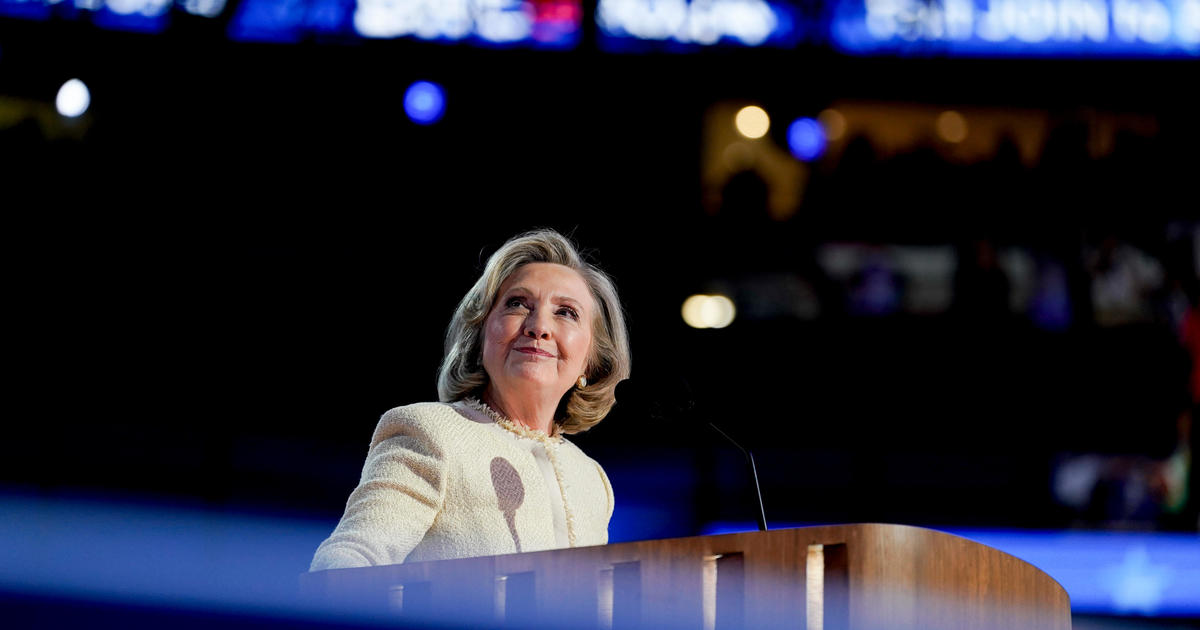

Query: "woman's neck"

xmin=481 ymin=386 xmax=556 ymax=435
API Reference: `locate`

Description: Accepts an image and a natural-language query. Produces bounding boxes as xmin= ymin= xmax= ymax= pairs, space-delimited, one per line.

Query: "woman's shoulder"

xmin=369 ymin=401 xmax=481 ymax=449
xmin=381 ymin=401 xmax=459 ymax=422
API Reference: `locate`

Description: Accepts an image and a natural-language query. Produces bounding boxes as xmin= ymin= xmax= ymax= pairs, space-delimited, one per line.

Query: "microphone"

xmin=613 ymin=378 xmax=769 ymax=531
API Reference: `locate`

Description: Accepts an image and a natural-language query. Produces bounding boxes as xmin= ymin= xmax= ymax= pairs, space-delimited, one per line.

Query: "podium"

xmin=300 ymin=523 xmax=1071 ymax=630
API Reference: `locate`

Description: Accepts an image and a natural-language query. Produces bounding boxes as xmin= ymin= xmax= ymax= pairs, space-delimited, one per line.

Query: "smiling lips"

xmin=515 ymin=346 xmax=555 ymax=358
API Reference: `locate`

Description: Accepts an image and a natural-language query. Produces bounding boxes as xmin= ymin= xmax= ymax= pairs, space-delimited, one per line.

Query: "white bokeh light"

xmin=735 ymin=105 xmax=770 ymax=139
xmin=56 ymin=79 xmax=91 ymax=118
xmin=682 ymin=294 xmax=737 ymax=329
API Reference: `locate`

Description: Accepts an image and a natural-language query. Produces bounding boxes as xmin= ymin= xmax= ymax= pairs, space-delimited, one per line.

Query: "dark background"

xmin=3 ymin=0 xmax=1197 ymax=587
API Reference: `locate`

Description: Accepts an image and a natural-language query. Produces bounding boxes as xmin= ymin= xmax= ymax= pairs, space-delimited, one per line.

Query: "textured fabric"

xmin=310 ymin=402 xmax=614 ymax=570
xmin=454 ymin=402 xmax=573 ymax=548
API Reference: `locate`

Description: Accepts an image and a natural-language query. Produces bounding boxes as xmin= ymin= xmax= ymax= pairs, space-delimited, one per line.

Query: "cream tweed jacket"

xmin=310 ymin=402 xmax=614 ymax=570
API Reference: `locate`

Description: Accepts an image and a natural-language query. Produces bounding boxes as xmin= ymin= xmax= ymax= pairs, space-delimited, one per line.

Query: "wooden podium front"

xmin=300 ymin=523 xmax=1071 ymax=630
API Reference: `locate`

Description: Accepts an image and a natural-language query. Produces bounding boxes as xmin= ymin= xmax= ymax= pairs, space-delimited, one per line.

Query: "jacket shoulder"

xmin=556 ymin=437 xmax=608 ymax=476
xmin=369 ymin=402 xmax=470 ymax=449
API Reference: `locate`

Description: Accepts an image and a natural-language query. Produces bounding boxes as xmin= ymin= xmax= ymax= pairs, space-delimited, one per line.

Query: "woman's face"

xmin=481 ymin=262 xmax=594 ymax=405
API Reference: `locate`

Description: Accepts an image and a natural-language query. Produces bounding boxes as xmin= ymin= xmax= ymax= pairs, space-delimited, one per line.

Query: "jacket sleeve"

xmin=310 ymin=408 xmax=448 ymax=570
xmin=597 ymin=461 xmax=614 ymax=544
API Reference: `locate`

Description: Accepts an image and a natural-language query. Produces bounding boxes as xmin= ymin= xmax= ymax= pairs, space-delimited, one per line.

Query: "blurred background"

xmin=3 ymin=0 xmax=1199 ymax=627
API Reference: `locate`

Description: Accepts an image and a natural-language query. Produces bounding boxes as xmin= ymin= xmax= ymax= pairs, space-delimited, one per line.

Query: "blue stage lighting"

xmin=787 ymin=117 xmax=826 ymax=161
xmin=404 ymin=81 xmax=446 ymax=125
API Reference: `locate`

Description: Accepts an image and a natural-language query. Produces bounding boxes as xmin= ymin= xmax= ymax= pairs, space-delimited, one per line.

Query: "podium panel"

xmin=300 ymin=523 xmax=1071 ymax=630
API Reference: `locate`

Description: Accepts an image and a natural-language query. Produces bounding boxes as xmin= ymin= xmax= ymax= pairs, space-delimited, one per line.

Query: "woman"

xmin=310 ymin=229 xmax=630 ymax=570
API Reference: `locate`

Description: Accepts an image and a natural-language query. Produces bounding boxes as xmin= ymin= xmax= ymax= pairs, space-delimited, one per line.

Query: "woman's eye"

xmin=507 ymin=298 xmax=527 ymax=309
xmin=558 ymin=307 xmax=579 ymax=320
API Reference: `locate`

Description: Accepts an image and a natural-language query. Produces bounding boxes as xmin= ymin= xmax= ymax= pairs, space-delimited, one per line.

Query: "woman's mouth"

xmin=515 ymin=347 xmax=555 ymax=358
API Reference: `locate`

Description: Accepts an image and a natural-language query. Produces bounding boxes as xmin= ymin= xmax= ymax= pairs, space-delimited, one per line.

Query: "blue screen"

xmin=596 ymin=0 xmax=803 ymax=50
xmin=828 ymin=0 xmax=1200 ymax=57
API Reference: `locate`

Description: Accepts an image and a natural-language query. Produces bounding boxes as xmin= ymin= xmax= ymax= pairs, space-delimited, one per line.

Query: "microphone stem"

xmin=708 ymin=422 xmax=769 ymax=532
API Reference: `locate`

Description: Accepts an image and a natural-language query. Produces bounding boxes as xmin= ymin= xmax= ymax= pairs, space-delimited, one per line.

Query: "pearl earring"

xmin=577 ymin=375 xmax=587 ymax=388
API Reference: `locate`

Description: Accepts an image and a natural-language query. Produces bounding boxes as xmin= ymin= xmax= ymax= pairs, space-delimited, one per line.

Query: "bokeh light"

xmin=818 ymin=108 xmax=846 ymax=141
xmin=722 ymin=141 xmax=756 ymax=171
xmin=787 ymin=117 xmax=826 ymax=161
xmin=404 ymin=81 xmax=446 ymax=125
xmin=56 ymin=79 xmax=91 ymax=118
xmin=936 ymin=110 xmax=968 ymax=143
xmin=734 ymin=105 xmax=770 ymax=139
xmin=682 ymin=294 xmax=737 ymax=329
xmin=179 ymin=0 xmax=226 ymax=17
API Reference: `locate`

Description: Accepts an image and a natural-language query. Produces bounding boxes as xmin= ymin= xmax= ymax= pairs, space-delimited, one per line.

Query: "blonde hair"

xmin=437 ymin=229 xmax=631 ymax=433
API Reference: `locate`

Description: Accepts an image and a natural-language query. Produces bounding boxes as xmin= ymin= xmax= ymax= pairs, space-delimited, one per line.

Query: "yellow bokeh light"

xmin=735 ymin=106 xmax=770 ymax=139
xmin=722 ymin=141 xmax=756 ymax=171
xmin=936 ymin=110 xmax=968 ymax=143
xmin=682 ymin=294 xmax=737 ymax=329
xmin=818 ymin=108 xmax=846 ymax=141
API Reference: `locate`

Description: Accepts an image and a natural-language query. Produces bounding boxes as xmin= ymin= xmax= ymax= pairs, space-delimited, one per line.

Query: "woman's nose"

xmin=524 ymin=312 xmax=551 ymax=339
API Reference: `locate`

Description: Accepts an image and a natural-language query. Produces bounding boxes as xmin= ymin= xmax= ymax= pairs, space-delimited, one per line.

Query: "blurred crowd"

xmin=707 ymin=221 xmax=1198 ymax=531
